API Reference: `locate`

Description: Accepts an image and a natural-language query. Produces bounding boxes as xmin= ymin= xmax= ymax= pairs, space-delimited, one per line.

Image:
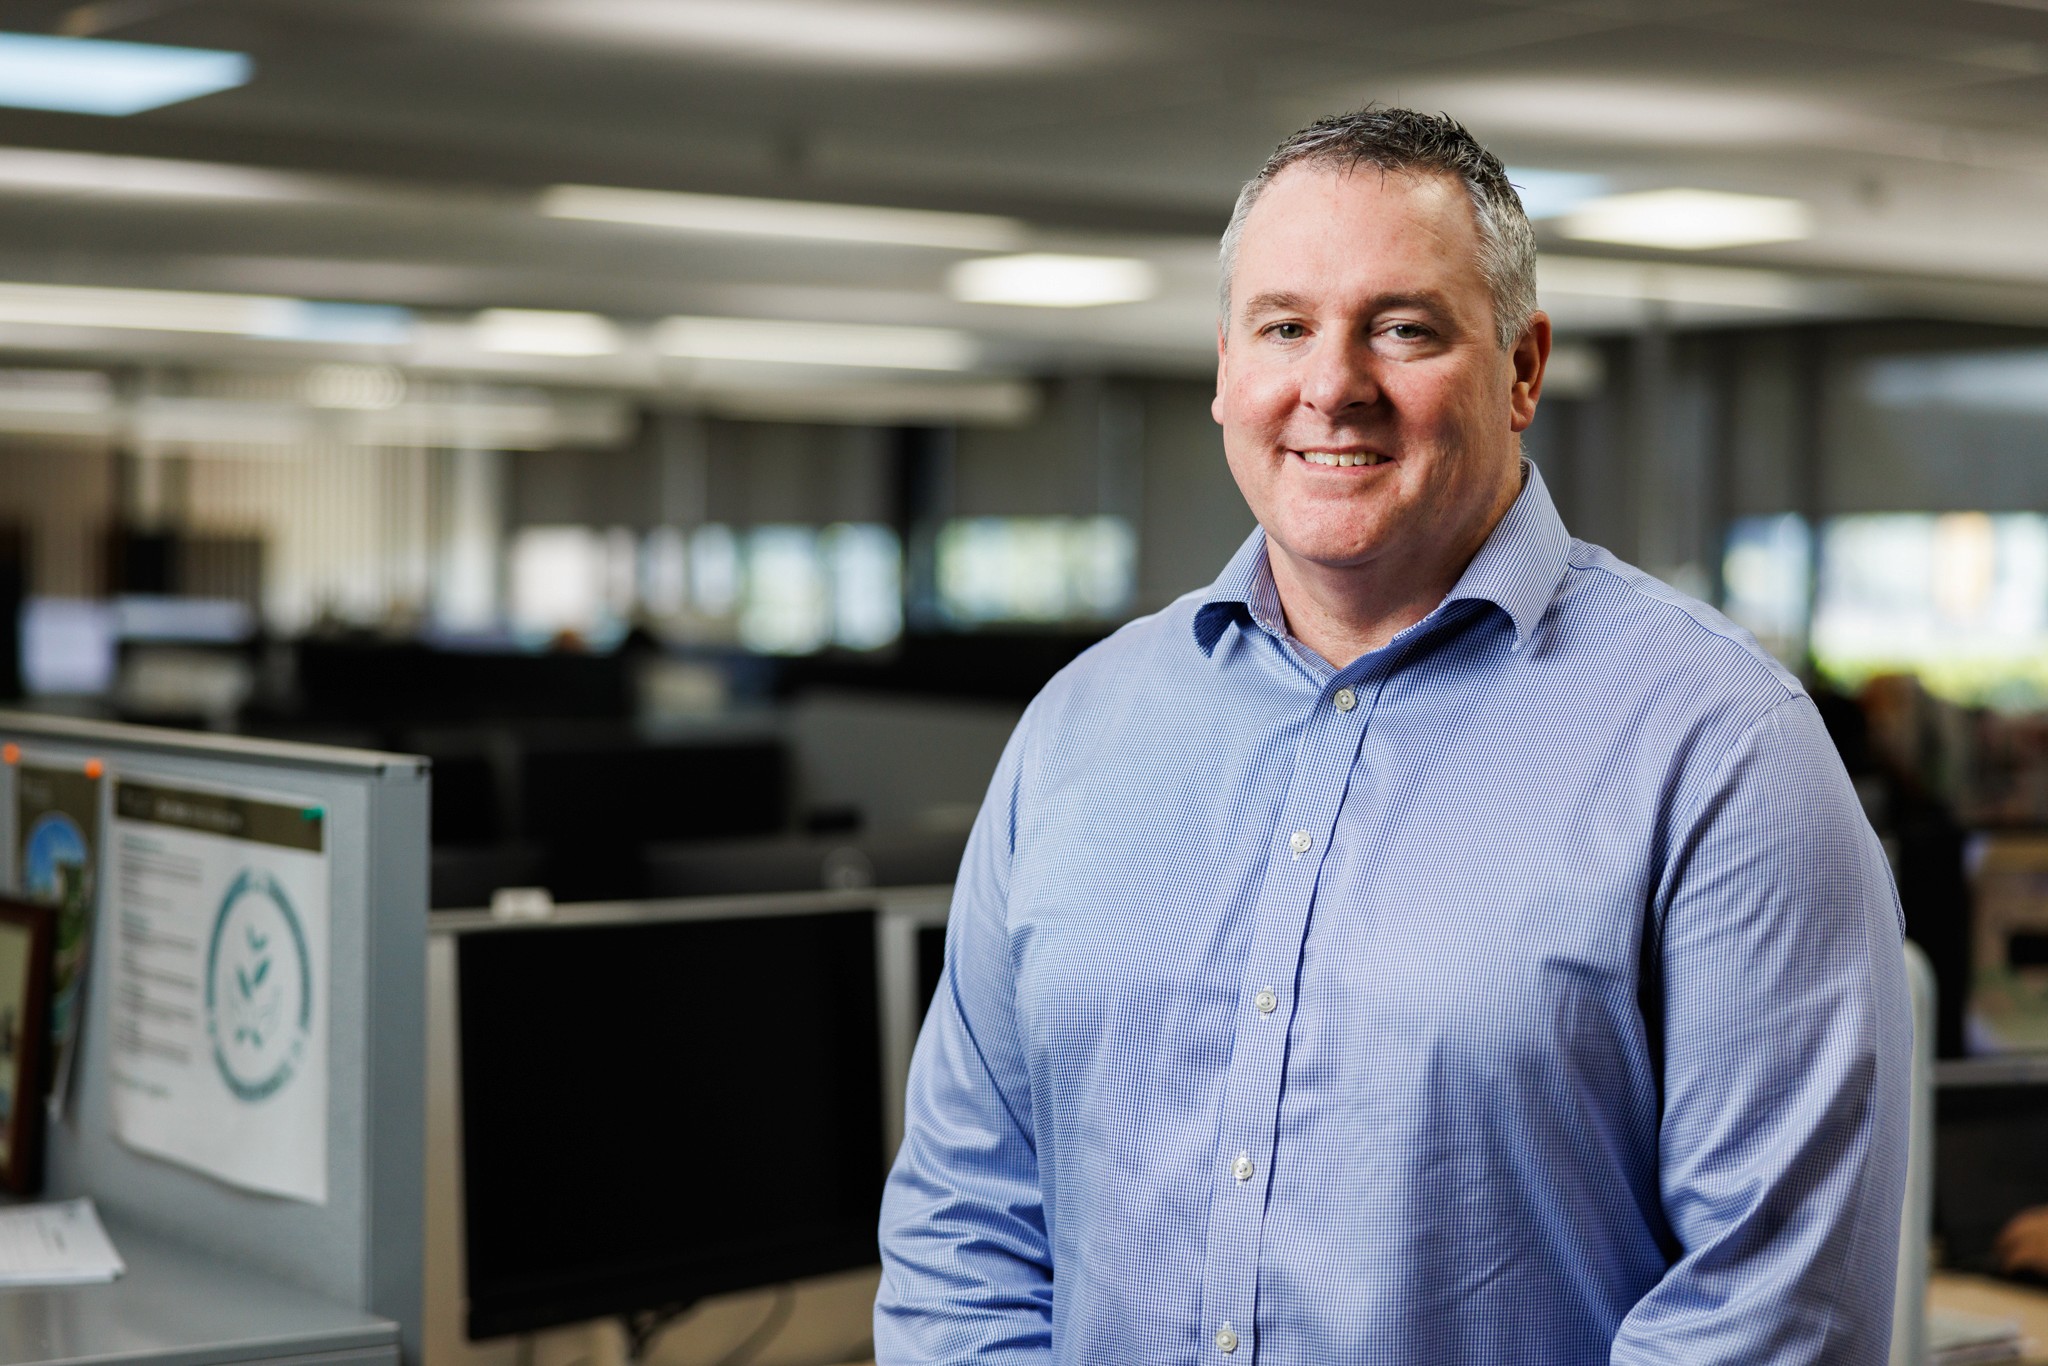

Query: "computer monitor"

xmin=1933 ymin=1064 xmax=2048 ymax=1275
xmin=456 ymin=906 xmax=886 ymax=1341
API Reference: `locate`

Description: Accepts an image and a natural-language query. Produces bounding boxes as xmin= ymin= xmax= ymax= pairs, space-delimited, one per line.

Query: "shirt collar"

xmin=1192 ymin=459 xmax=1571 ymax=657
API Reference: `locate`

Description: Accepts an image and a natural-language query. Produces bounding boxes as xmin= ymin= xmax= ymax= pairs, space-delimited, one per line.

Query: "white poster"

xmin=106 ymin=778 xmax=328 ymax=1205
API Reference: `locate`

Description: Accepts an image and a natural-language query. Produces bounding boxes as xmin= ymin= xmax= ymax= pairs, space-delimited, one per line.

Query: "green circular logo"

xmin=204 ymin=869 xmax=312 ymax=1102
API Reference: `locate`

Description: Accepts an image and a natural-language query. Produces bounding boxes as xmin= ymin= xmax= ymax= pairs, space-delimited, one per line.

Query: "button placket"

xmin=1199 ymin=668 xmax=1381 ymax=1365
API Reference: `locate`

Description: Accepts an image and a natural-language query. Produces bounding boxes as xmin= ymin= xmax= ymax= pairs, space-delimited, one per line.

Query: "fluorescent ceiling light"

xmin=1503 ymin=168 xmax=1609 ymax=221
xmin=473 ymin=308 xmax=622 ymax=357
xmin=506 ymin=0 xmax=1104 ymax=70
xmin=0 ymin=32 xmax=250 ymax=116
xmin=1538 ymin=257 xmax=1810 ymax=311
xmin=948 ymin=254 xmax=1157 ymax=308
xmin=0 ymin=281 xmax=412 ymax=342
xmin=0 ymin=147 xmax=309 ymax=201
xmin=1558 ymin=190 xmax=1812 ymax=250
xmin=653 ymin=316 xmax=977 ymax=371
xmin=269 ymin=302 xmax=413 ymax=345
xmin=698 ymin=379 xmax=1036 ymax=426
xmin=541 ymin=184 xmax=1023 ymax=251
xmin=1415 ymin=78 xmax=1858 ymax=147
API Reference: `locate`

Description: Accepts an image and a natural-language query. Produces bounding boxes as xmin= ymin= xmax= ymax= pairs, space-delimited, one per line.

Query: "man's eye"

xmin=1266 ymin=322 xmax=1307 ymax=340
xmin=1386 ymin=323 xmax=1430 ymax=341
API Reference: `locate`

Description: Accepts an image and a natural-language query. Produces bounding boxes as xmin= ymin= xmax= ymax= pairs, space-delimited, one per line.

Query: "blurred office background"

xmin=4 ymin=0 xmax=2048 ymax=1361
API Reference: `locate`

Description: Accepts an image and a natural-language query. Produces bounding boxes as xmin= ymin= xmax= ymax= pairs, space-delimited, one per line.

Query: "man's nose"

xmin=1298 ymin=333 xmax=1381 ymax=414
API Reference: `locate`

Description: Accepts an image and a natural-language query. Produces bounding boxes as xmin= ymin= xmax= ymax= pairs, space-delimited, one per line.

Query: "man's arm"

xmin=875 ymin=725 xmax=1053 ymax=1363
xmin=1613 ymin=694 xmax=1913 ymax=1365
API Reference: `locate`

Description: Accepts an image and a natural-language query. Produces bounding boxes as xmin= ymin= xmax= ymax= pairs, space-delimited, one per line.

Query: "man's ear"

xmin=1508 ymin=311 xmax=1552 ymax=434
xmin=1212 ymin=323 xmax=1229 ymax=426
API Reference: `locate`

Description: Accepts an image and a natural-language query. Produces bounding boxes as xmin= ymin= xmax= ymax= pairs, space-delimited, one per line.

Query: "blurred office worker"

xmin=877 ymin=108 xmax=1911 ymax=1364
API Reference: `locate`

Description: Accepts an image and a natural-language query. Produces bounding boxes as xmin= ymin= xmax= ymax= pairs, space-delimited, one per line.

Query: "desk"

xmin=1931 ymin=1271 xmax=2048 ymax=1363
xmin=0 ymin=1217 xmax=400 ymax=1366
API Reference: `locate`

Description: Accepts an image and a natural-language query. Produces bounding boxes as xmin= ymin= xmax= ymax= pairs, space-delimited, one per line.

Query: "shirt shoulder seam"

xmin=1560 ymin=552 xmax=1804 ymax=705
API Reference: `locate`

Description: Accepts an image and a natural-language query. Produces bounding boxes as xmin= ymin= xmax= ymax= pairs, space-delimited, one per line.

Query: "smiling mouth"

xmin=1296 ymin=450 xmax=1389 ymax=468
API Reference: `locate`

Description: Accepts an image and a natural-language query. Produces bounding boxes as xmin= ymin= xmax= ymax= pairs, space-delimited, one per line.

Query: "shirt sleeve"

xmin=875 ymin=718 xmax=1054 ymax=1363
xmin=1612 ymin=694 xmax=1913 ymax=1364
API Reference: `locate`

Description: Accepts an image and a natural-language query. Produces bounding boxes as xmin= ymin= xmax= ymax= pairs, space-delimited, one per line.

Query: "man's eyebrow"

xmin=1369 ymin=290 xmax=1456 ymax=316
xmin=1238 ymin=290 xmax=1311 ymax=318
xmin=1236 ymin=288 xmax=1460 ymax=320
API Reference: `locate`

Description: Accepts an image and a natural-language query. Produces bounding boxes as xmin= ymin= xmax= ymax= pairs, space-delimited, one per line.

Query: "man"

xmin=877 ymin=107 xmax=1910 ymax=1364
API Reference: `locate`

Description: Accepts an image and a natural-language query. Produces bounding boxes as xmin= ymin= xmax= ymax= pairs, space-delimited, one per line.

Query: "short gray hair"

xmin=1218 ymin=106 xmax=1538 ymax=349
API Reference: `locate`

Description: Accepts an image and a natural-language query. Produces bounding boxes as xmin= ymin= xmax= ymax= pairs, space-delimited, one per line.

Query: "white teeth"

xmin=1300 ymin=451 xmax=1385 ymax=467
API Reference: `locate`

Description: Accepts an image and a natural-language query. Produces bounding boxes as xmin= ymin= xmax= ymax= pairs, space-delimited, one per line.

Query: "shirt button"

xmin=1288 ymin=829 xmax=1312 ymax=855
xmin=1254 ymin=987 xmax=1278 ymax=1015
xmin=1215 ymin=1325 xmax=1239 ymax=1354
xmin=1334 ymin=687 xmax=1357 ymax=711
xmin=1232 ymin=1151 xmax=1255 ymax=1182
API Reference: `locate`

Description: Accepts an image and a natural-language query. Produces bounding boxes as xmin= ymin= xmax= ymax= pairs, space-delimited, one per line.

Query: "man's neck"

xmin=1267 ymin=471 xmax=1523 ymax=669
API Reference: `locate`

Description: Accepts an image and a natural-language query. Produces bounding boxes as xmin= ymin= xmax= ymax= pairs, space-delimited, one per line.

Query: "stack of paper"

xmin=0 ymin=1198 xmax=125 ymax=1286
xmin=1929 ymin=1307 xmax=2025 ymax=1364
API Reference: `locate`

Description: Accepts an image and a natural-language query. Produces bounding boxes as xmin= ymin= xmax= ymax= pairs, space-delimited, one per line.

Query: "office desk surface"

xmin=0 ymin=1216 xmax=399 ymax=1366
xmin=1931 ymin=1271 xmax=2048 ymax=1362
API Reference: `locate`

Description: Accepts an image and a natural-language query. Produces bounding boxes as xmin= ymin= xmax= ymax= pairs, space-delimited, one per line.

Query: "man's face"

xmin=1213 ymin=164 xmax=1545 ymax=586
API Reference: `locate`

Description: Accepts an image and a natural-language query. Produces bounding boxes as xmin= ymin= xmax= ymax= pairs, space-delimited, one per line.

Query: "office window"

xmin=1862 ymin=349 xmax=2048 ymax=415
xmin=601 ymin=526 xmax=638 ymax=621
xmin=739 ymin=525 xmax=831 ymax=655
xmin=936 ymin=516 xmax=1135 ymax=625
xmin=822 ymin=523 xmax=902 ymax=651
xmin=1720 ymin=514 xmax=1810 ymax=661
xmin=507 ymin=526 xmax=607 ymax=639
xmin=689 ymin=524 xmax=741 ymax=618
xmin=1812 ymin=512 xmax=2048 ymax=709
xmin=640 ymin=526 xmax=689 ymax=618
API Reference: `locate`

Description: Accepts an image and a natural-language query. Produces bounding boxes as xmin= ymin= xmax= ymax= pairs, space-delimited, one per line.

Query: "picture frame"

xmin=0 ymin=897 xmax=55 ymax=1195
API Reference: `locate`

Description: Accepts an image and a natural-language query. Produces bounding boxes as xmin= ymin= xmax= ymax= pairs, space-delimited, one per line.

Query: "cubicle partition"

xmin=0 ymin=711 xmax=428 ymax=1366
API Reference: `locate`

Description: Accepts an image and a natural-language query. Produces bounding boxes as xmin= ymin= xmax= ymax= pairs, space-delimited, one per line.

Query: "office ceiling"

xmin=6 ymin=0 xmax=2048 ymax=395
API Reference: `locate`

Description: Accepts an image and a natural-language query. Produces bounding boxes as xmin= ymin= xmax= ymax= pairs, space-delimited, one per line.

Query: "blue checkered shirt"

xmin=877 ymin=463 xmax=1911 ymax=1364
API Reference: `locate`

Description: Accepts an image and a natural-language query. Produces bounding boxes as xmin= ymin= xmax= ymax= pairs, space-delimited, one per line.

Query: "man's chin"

xmin=1266 ymin=535 xmax=1390 ymax=576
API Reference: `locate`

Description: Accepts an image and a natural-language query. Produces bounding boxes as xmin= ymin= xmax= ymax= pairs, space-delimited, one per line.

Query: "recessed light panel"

xmin=0 ymin=147 xmax=307 ymax=200
xmin=473 ymin=309 xmax=622 ymax=357
xmin=1558 ymin=189 xmax=1812 ymax=250
xmin=653 ymin=316 xmax=977 ymax=371
xmin=0 ymin=281 xmax=412 ymax=343
xmin=948 ymin=254 xmax=1158 ymax=308
xmin=507 ymin=0 xmax=1106 ymax=70
xmin=541 ymin=184 xmax=1023 ymax=251
xmin=0 ymin=32 xmax=250 ymax=116
xmin=1416 ymin=79 xmax=1856 ymax=147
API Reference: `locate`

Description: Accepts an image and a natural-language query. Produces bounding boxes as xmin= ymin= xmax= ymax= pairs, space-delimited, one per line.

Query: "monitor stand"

xmin=619 ymin=1303 xmax=695 ymax=1366
xmin=616 ymin=1286 xmax=797 ymax=1366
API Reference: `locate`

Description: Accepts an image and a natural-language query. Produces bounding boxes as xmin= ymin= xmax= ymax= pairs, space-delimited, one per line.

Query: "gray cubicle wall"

xmin=0 ymin=712 xmax=428 ymax=1365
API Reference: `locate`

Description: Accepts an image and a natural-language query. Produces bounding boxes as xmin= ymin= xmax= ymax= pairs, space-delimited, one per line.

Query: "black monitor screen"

xmin=457 ymin=909 xmax=885 ymax=1339
xmin=1935 ymin=1078 xmax=2048 ymax=1274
